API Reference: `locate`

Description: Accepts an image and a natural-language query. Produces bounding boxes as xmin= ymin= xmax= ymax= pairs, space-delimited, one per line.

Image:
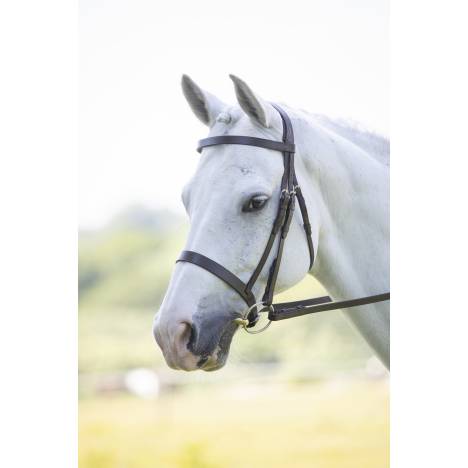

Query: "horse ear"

xmin=229 ymin=74 xmax=275 ymax=128
xmin=181 ymin=74 xmax=226 ymax=126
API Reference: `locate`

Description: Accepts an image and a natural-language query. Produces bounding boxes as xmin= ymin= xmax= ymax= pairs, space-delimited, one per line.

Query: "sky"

xmin=79 ymin=0 xmax=389 ymax=229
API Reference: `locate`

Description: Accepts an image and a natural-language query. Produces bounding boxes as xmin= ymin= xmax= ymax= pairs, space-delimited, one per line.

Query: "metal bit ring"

xmin=234 ymin=302 xmax=273 ymax=334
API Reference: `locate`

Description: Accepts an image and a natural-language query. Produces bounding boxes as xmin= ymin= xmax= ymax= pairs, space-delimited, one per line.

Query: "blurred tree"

xmin=79 ymin=205 xmax=186 ymax=308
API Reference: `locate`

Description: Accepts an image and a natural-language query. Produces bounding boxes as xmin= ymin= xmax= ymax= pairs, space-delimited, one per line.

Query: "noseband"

xmin=177 ymin=104 xmax=390 ymax=332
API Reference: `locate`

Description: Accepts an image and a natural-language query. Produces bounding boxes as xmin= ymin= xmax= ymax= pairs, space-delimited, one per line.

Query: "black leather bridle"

xmin=177 ymin=104 xmax=390 ymax=332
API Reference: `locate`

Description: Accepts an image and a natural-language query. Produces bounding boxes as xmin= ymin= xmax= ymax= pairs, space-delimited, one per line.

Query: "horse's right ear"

xmin=181 ymin=75 xmax=226 ymax=127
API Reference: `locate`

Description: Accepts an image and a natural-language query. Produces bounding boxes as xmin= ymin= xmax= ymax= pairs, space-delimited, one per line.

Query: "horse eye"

xmin=242 ymin=195 xmax=269 ymax=213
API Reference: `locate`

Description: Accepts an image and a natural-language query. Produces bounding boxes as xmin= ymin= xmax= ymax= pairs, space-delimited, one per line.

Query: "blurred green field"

xmin=80 ymin=380 xmax=389 ymax=468
xmin=79 ymin=206 xmax=389 ymax=468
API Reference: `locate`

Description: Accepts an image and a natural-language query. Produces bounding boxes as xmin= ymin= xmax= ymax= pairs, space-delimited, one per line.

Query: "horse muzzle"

xmin=153 ymin=310 xmax=238 ymax=372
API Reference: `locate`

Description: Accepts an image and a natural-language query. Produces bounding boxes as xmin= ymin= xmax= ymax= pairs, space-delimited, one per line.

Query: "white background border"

xmin=0 ymin=1 xmax=77 ymax=467
xmin=391 ymin=1 xmax=468 ymax=466
xmin=1 ymin=1 xmax=467 ymax=466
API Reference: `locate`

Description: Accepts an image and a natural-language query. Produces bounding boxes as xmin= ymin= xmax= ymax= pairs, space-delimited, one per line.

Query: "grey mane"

xmin=314 ymin=114 xmax=390 ymax=167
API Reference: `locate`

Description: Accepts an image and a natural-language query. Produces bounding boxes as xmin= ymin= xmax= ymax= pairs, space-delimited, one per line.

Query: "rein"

xmin=177 ymin=104 xmax=390 ymax=333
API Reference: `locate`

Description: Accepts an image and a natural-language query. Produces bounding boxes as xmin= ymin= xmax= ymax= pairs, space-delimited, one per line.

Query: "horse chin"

xmin=198 ymin=352 xmax=228 ymax=372
xmin=190 ymin=319 xmax=237 ymax=372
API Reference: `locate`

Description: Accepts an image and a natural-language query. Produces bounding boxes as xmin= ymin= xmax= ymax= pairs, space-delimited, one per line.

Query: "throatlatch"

xmin=176 ymin=104 xmax=390 ymax=333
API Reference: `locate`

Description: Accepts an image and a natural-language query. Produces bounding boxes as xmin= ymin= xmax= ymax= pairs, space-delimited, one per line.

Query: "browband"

xmin=197 ymin=136 xmax=295 ymax=154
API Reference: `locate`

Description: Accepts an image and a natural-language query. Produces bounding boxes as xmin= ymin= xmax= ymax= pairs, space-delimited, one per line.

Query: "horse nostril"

xmin=173 ymin=322 xmax=194 ymax=353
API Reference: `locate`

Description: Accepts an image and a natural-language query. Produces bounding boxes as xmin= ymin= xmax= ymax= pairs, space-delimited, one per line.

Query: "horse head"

xmin=153 ymin=75 xmax=313 ymax=371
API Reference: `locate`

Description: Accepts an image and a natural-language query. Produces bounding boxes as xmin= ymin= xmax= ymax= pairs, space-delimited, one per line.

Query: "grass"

xmin=79 ymin=379 xmax=389 ymax=468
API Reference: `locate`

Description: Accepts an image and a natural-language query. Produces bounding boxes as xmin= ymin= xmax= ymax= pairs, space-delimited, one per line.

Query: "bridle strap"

xmin=269 ymin=292 xmax=391 ymax=321
xmin=262 ymin=186 xmax=295 ymax=305
xmin=272 ymin=105 xmax=315 ymax=268
xmin=294 ymin=183 xmax=315 ymax=269
xmin=177 ymin=251 xmax=256 ymax=307
xmin=260 ymin=103 xmax=297 ymax=306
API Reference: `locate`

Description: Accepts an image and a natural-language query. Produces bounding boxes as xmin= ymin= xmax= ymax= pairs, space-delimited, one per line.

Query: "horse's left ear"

xmin=229 ymin=74 xmax=276 ymax=128
xmin=181 ymin=74 xmax=226 ymax=127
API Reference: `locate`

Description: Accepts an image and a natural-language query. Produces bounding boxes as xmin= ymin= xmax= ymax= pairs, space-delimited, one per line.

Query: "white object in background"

xmin=124 ymin=368 xmax=160 ymax=399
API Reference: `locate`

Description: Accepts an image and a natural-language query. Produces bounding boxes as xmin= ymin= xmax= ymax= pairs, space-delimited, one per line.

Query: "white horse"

xmin=153 ymin=75 xmax=389 ymax=371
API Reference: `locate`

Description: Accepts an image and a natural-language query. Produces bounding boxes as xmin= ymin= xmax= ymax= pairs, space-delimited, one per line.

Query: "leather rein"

xmin=177 ymin=104 xmax=390 ymax=333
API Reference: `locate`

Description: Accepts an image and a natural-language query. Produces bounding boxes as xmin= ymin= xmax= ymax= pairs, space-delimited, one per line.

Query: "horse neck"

xmin=295 ymin=115 xmax=390 ymax=299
